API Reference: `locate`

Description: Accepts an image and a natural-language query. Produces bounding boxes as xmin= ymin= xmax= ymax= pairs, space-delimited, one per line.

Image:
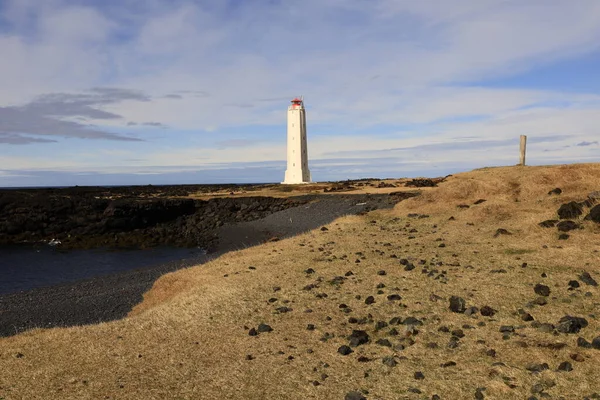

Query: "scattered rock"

xmin=526 ymin=363 xmax=549 ymax=372
xmin=365 ymin=296 xmax=375 ymax=305
xmin=579 ymin=272 xmax=598 ymax=287
xmin=449 ymin=296 xmax=467 ymax=313
xmin=414 ymin=371 xmax=425 ymax=380
xmin=348 ymin=330 xmax=370 ymax=347
xmin=548 ymin=188 xmax=562 ymax=195
xmin=538 ymin=220 xmax=558 ymax=228
xmin=570 ymin=353 xmax=585 ymax=362
xmin=592 ymin=337 xmax=600 ymax=350
xmin=248 ymin=328 xmax=258 ymax=336
xmin=568 ymin=280 xmax=580 ymax=289
xmin=499 ymin=325 xmax=515 ymax=333
xmin=480 ymin=306 xmax=497 ymax=317
xmin=556 ymin=316 xmax=588 ymax=334
xmin=557 ymin=361 xmax=573 ymax=372
xmin=474 ymin=199 xmax=487 ymax=204
xmin=534 ymin=284 xmax=551 ymax=297
xmin=257 ymin=323 xmax=273 ymax=333
xmin=558 ymin=233 xmax=570 ymax=240
xmin=584 ymin=204 xmax=600 ymax=222
xmin=558 ymin=202 xmax=583 ymax=219
xmin=338 ymin=345 xmax=353 ymax=355
xmin=494 ymin=228 xmax=511 ymax=237
xmin=557 ymin=220 xmax=580 ymax=232
xmin=577 ymin=337 xmax=593 ymax=348
xmin=345 ymin=391 xmax=366 ymax=400
xmin=387 ymin=294 xmax=402 ymax=301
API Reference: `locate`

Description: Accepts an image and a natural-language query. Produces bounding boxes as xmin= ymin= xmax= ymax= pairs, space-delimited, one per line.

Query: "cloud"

xmin=0 ymin=87 xmax=152 ymax=143
xmin=0 ymin=0 xmax=600 ymax=184
xmin=0 ymin=133 xmax=58 ymax=144
xmin=577 ymin=141 xmax=599 ymax=146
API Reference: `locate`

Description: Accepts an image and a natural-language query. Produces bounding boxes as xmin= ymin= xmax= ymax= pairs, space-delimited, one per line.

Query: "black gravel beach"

xmin=0 ymin=192 xmax=416 ymax=337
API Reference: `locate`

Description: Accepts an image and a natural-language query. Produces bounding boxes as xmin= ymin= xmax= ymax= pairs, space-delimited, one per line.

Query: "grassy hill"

xmin=1 ymin=163 xmax=599 ymax=399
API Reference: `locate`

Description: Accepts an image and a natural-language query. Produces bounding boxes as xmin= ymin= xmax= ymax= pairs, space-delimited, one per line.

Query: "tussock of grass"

xmin=1 ymin=164 xmax=599 ymax=399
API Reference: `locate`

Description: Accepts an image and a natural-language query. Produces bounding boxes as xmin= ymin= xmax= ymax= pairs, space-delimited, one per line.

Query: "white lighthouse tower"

xmin=283 ymin=97 xmax=311 ymax=184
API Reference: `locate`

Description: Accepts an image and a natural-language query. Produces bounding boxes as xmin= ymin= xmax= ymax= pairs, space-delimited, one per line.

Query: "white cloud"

xmin=0 ymin=0 xmax=599 ymax=183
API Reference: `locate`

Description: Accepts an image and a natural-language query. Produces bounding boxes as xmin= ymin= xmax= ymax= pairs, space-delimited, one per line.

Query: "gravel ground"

xmin=0 ymin=193 xmax=411 ymax=337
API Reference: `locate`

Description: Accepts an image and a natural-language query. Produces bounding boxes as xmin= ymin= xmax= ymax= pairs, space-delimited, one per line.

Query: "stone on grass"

xmin=402 ymin=317 xmax=423 ymax=326
xmin=348 ymin=330 xmax=370 ymax=347
xmin=449 ymin=296 xmax=467 ymax=313
xmin=338 ymin=345 xmax=353 ymax=355
xmin=556 ymin=316 xmax=588 ymax=334
xmin=345 ymin=391 xmax=366 ymax=400
xmin=538 ymin=220 xmax=558 ymax=228
xmin=557 ymin=361 xmax=573 ymax=372
xmin=365 ymin=296 xmax=375 ymax=305
xmin=568 ymin=280 xmax=580 ymax=289
xmin=382 ymin=356 xmax=397 ymax=367
xmin=480 ymin=306 xmax=497 ymax=317
xmin=557 ymin=220 xmax=580 ymax=232
xmin=257 ymin=323 xmax=273 ymax=333
xmin=576 ymin=337 xmax=592 ymax=348
xmin=592 ymin=337 xmax=600 ymax=350
xmin=526 ymin=363 xmax=549 ymax=372
xmin=557 ymin=202 xmax=583 ymax=219
xmin=579 ymin=272 xmax=598 ymax=286
xmin=585 ymin=204 xmax=600 ymax=223
xmin=534 ymin=284 xmax=551 ymax=297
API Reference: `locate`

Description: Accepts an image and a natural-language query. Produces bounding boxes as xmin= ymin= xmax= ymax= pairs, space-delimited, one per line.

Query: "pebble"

xmin=338 ymin=345 xmax=353 ymax=355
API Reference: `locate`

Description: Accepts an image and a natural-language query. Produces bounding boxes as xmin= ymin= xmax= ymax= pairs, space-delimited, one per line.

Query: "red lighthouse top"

xmin=291 ymin=97 xmax=303 ymax=108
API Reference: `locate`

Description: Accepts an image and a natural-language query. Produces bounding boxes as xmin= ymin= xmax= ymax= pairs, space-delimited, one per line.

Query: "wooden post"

xmin=519 ymin=135 xmax=527 ymax=166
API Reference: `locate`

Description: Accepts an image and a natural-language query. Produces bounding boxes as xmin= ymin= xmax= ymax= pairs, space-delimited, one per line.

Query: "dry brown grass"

xmin=1 ymin=164 xmax=600 ymax=400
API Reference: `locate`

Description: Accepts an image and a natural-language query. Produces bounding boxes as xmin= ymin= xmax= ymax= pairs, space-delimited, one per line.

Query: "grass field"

xmin=1 ymin=163 xmax=599 ymax=400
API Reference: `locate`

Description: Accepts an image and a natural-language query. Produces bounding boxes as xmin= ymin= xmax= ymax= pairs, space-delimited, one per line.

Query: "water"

xmin=0 ymin=245 xmax=208 ymax=295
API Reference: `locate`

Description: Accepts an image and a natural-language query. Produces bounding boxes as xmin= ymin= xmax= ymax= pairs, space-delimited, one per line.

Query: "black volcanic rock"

xmin=556 ymin=316 xmax=588 ymax=334
xmin=557 ymin=220 xmax=580 ymax=232
xmin=538 ymin=220 xmax=558 ymax=228
xmin=579 ymin=272 xmax=598 ymax=287
xmin=558 ymin=201 xmax=583 ymax=219
xmin=534 ymin=284 xmax=551 ymax=297
xmin=548 ymin=188 xmax=562 ymax=195
xmin=449 ymin=296 xmax=466 ymax=313
xmin=348 ymin=330 xmax=370 ymax=347
xmin=586 ymin=205 xmax=600 ymax=222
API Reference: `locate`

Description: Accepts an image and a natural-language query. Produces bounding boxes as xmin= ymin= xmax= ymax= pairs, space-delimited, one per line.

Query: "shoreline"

xmin=0 ymin=192 xmax=415 ymax=337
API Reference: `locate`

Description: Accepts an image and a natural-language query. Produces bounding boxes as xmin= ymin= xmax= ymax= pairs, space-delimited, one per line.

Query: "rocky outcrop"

xmin=0 ymin=187 xmax=305 ymax=250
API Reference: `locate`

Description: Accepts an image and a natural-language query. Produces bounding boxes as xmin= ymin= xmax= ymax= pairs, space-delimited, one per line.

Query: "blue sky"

xmin=0 ymin=0 xmax=599 ymax=187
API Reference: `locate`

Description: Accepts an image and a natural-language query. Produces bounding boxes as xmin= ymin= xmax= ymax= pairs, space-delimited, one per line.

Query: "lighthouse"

xmin=283 ymin=97 xmax=311 ymax=184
